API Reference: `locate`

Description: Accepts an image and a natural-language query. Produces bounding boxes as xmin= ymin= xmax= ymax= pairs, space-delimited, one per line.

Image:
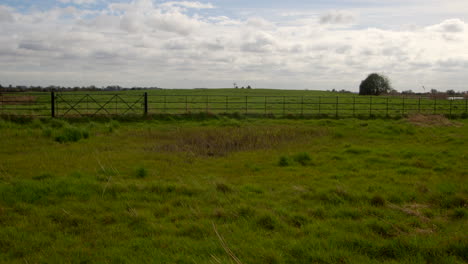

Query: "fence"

xmin=0 ymin=91 xmax=467 ymax=118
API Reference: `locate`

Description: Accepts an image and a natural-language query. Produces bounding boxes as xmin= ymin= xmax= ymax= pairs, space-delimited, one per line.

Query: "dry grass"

xmin=152 ymin=126 xmax=325 ymax=156
xmin=0 ymin=95 xmax=38 ymax=105
xmin=406 ymin=114 xmax=462 ymax=127
xmin=388 ymin=203 xmax=431 ymax=222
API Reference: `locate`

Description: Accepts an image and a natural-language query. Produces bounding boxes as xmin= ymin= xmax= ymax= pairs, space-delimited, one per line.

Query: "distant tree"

xmin=247 ymin=85 xmax=252 ymax=89
xmin=402 ymin=90 xmax=414 ymax=94
xmin=430 ymin=89 xmax=438 ymax=94
xmin=446 ymin=89 xmax=456 ymax=96
xmin=359 ymin=73 xmax=392 ymax=96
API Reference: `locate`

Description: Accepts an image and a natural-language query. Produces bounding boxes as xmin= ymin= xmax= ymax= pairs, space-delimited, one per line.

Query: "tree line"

xmin=0 ymin=84 xmax=160 ymax=92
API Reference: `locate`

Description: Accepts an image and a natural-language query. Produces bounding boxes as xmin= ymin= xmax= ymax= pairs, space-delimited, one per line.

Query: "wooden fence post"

xmin=353 ymin=96 xmax=356 ymax=117
xmin=449 ymin=99 xmax=452 ymax=118
xmin=465 ymin=98 xmax=468 ymax=115
xmin=402 ymin=97 xmax=405 ymax=116
xmin=51 ymin=91 xmax=55 ymax=118
xmin=418 ymin=97 xmax=421 ymax=113
xmin=301 ymin=96 xmax=304 ymax=116
xmin=335 ymin=96 xmax=339 ymax=118
xmin=283 ymin=96 xmax=286 ymax=116
xmin=386 ymin=97 xmax=389 ymax=117
xmin=144 ymin=92 xmax=148 ymax=116
xmin=245 ymin=96 xmax=248 ymax=114
xmin=318 ymin=96 xmax=321 ymax=115
xmin=225 ymin=96 xmax=228 ymax=113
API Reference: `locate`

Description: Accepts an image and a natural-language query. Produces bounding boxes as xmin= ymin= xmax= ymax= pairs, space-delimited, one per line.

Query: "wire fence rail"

xmin=0 ymin=91 xmax=467 ymax=118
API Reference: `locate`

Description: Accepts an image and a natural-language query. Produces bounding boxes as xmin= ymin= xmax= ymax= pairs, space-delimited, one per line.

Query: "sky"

xmin=0 ymin=0 xmax=467 ymax=92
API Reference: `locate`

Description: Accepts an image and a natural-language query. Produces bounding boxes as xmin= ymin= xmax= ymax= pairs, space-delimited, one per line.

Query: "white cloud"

xmin=427 ymin=19 xmax=465 ymax=33
xmin=0 ymin=1 xmax=467 ymax=92
xmin=160 ymin=1 xmax=214 ymax=10
xmin=59 ymin=0 xmax=97 ymax=5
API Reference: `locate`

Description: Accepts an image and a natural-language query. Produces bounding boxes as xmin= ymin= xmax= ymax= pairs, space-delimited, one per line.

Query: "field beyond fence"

xmin=1 ymin=91 xmax=467 ymax=118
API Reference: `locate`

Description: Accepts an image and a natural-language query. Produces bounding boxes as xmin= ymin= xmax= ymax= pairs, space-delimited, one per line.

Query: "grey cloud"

xmin=18 ymin=41 xmax=54 ymax=51
xmin=120 ymin=15 xmax=141 ymax=33
xmin=320 ymin=11 xmax=355 ymax=24
xmin=246 ymin=17 xmax=273 ymax=28
xmin=201 ymin=40 xmax=224 ymax=51
xmin=241 ymin=32 xmax=275 ymax=53
xmin=437 ymin=59 xmax=468 ymax=68
xmin=164 ymin=39 xmax=192 ymax=50
xmin=0 ymin=6 xmax=14 ymax=23
xmin=335 ymin=45 xmax=351 ymax=54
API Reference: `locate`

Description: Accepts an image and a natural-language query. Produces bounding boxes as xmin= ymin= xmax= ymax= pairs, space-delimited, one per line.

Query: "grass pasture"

xmin=0 ymin=115 xmax=467 ymax=263
xmin=1 ymin=89 xmax=467 ymax=118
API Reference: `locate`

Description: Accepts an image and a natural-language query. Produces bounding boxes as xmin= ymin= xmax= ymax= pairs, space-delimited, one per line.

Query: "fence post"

xmin=434 ymin=98 xmax=437 ymax=114
xmin=283 ymin=96 xmax=286 ymax=116
xmin=369 ymin=97 xmax=372 ymax=116
xmin=245 ymin=96 xmax=248 ymax=114
xmin=51 ymin=91 xmax=55 ymax=118
xmin=418 ymin=97 xmax=421 ymax=113
xmin=465 ymin=98 xmax=468 ymax=115
xmin=318 ymin=96 xmax=321 ymax=115
xmin=386 ymin=97 xmax=389 ymax=117
xmin=301 ymin=96 xmax=304 ymax=116
xmin=402 ymin=97 xmax=405 ymax=116
xmin=353 ymin=96 xmax=356 ymax=117
xmin=144 ymin=92 xmax=148 ymax=116
xmin=449 ymin=99 xmax=452 ymax=118
xmin=335 ymin=96 xmax=339 ymax=118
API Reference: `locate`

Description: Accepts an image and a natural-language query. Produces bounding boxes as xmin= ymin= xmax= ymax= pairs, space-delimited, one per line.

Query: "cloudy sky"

xmin=0 ymin=0 xmax=467 ymax=91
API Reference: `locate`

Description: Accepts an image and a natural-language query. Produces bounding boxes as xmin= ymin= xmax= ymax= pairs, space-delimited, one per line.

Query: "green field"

xmin=0 ymin=115 xmax=467 ymax=263
xmin=1 ymin=89 xmax=466 ymax=118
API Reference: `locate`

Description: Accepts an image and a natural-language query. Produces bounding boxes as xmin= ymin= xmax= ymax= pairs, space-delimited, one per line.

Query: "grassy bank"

xmin=0 ymin=116 xmax=467 ymax=263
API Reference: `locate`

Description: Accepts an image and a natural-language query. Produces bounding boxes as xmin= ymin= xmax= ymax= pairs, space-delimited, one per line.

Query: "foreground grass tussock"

xmin=0 ymin=117 xmax=467 ymax=263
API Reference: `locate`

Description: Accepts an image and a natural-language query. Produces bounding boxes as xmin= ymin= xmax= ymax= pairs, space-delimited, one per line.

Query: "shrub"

xmin=216 ymin=182 xmax=232 ymax=193
xmin=256 ymin=214 xmax=277 ymax=230
xmin=42 ymin=127 xmax=53 ymax=137
xmin=135 ymin=167 xmax=148 ymax=178
xmin=48 ymin=118 xmax=68 ymax=128
xmin=370 ymin=195 xmax=386 ymax=206
xmin=54 ymin=126 xmax=89 ymax=143
xmin=451 ymin=208 xmax=467 ymax=219
xmin=278 ymin=156 xmax=290 ymax=167
xmin=293 ymin=152 xmax=311 ymax=166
